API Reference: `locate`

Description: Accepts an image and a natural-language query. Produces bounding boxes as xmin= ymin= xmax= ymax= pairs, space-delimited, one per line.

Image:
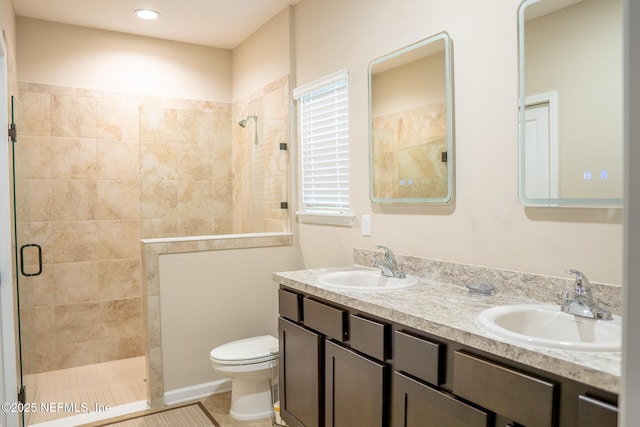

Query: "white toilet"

xmin=209 ymin=335 xmax=279 ymax=421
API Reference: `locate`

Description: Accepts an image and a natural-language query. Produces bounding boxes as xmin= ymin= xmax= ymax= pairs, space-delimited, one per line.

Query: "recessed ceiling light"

xmin=134 ymin=9 xmax=160 ymax=20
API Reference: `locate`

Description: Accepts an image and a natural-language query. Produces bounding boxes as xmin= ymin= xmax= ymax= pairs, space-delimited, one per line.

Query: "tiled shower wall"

xmin=15 ymin=76 xmax=289 ymax=374
xmin=232 ymin=76 xmax=290 ymax=233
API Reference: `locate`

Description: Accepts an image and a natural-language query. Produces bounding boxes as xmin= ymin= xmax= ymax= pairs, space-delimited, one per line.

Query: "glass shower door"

xmin=11 ymin=87 xmax=148 ymax=426
xmin=9 ymin=94 xmax=29 ymax=425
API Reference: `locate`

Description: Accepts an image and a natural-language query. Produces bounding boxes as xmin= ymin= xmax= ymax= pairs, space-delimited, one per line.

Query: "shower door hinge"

xmin=8 ymin=124 xmax=17 ymax=143
xmin=441 ymin=151 xmax=447 ymax=163
xmin=280 ymin=202 xmax=288 ymax=209
xmin=279 ymin=143 xmax=288 ymax=151
xmin=18 ymin=385 xmax=26 ymax=404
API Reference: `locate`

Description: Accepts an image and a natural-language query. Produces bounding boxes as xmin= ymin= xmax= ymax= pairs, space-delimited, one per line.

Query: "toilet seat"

xmin=210 ymin=335 xmax=278 ymax=366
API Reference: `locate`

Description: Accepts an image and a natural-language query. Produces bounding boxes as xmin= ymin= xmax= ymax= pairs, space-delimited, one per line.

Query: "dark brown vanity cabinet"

xmin=452 ymin=351 xmax=556 ymax=427
xmin=278 ymin=288 xmax=391 ymax=427
xmin=279 ymin=317 xmax=322 ymax=427
xmin=277 ymin=286 xmax=619 ymax=427
xmin=325 ymin=340 xmax=388 ymax=426
xmin=392 ymin=329 xmax=492 ymax=427
xmin=577 ymin=395 xmax=619 ymax=427
xmin=393 ymin=372 xmax=492 ymax=427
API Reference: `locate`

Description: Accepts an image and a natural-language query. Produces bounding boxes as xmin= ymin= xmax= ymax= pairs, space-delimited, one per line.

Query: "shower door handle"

xmin=20 ymin=243 xmax=43 ymax=277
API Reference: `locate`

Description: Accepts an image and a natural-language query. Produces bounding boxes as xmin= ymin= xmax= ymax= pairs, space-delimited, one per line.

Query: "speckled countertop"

xmin=273 ymin=265 xmax=621 ymax=394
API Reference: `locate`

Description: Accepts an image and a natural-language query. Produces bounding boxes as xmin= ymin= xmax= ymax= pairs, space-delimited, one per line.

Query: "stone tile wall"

xmin=15 ymin=76 xmax=290 ymax=374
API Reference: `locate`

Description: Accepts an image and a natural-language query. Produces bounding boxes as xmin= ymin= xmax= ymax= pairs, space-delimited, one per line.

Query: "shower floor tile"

xmin=24 ymin=356 xmax=147 ymax=425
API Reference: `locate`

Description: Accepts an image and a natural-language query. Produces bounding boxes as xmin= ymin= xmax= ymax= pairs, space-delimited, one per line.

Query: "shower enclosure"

xmin=10 ymin=76 xmax=290 ymax=425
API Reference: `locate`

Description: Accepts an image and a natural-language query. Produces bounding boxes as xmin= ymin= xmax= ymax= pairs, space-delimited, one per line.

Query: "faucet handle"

xmin=374 ymin=245 xmax=395 ymax=263
xmin=565 ymin=269 xmax=591 ymax=294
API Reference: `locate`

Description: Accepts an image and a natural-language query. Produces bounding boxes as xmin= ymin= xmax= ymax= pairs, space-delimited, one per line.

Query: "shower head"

xmin=238 ymin=115 xmax=257 ymax=128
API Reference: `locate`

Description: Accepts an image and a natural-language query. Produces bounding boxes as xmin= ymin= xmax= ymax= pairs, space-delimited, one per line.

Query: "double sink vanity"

xmin=273 ymin=249 xmax=621 ymax=427
xmin=275 ymin=0 xmax=624 ymax=423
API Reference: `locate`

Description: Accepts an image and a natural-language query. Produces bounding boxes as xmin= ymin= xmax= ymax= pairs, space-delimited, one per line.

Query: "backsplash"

xmin=354 ymin=248 xmax=623 ymax=316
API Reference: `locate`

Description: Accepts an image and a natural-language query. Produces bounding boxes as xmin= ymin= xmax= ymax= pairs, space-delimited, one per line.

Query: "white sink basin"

xmin=476 ymin=304 xmax=622 ymax=352
xmin=317 ymin=270 xmax=419 ymax=292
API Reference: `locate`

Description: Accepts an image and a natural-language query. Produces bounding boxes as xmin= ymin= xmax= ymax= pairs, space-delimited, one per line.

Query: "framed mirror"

xmin=369 ymin=32 xmax=454 ymax=204
xmin=518 ymin=0 xmax=623 ymax=207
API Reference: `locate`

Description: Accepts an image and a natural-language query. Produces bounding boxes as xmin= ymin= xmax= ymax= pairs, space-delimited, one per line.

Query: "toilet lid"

xmin=210 ymin=335 xmax=279 ymax=365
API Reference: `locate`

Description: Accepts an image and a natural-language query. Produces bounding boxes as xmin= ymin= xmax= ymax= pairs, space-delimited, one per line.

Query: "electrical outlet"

xmin=362 ymin=214 xmax=371 ymax=236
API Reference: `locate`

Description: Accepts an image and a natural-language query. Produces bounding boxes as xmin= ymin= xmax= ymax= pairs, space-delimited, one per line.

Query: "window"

xmin=293 ymin=70 xmax=353 ymax=226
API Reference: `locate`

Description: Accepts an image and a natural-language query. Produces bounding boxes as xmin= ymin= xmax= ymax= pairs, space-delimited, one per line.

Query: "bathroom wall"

xmin=159 ymin=243 xmax=301 ymax=393
xmin=292 ymin=0 xmax=623 ymax=285
xmin=0 ymin=0 xmax=16 ymax=55
xmin=232 ymin=8 xmax=292 ymax=101
xmin=16 ymin=17 xmax=231 ymax=102
xmin=139 ymin=102 xmax=234 ymax=238
xmin=230 ymin=9 xmax=292 ymax=234
xmin=231 ymin=76 xmax=291 ymax=233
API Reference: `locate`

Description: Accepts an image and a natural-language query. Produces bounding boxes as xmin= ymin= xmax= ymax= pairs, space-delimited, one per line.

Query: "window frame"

xmin=293 ymin=70 xmax=354 ymax=226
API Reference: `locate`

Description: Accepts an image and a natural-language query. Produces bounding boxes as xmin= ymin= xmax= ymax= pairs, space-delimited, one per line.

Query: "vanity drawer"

xmin=453 ymin=351 xmax=557 ymax=427
xmin=278 ymin=289 xmax=301 ymax=322
xmin=394 ymin=330 xmax=443 ymax=386
xmin=350 ymin=314 xmax=390 ymax=361
xmin=578 ymin=395 xmax=618 ymax=427
xmin=303 ymin=298 xmax=348 ymax=341
xmin=393 ymin=372 xmax=491 ymax=427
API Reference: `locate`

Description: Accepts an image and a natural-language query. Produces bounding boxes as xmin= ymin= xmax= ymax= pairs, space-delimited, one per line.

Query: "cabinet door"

xmin=453 ymin=351 xmax=556 ymax=427
xmin=279 ymin=318 xmax=323 ymax=427
xmin=578 ymin=395 xmax=618 ymax=427
xmin=325 ymin=340 xmax=388 ymax=427
xmin=393 ymin=372 xmax=491 ymax=427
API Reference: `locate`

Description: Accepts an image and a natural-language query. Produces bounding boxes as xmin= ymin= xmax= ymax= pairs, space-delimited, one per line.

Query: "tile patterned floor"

xmin=198 ymin=393 xmax=275 ymax=427
xmin=24 ymin=357 xmax=147 ymax=425
xmin=23 ymin=356 xmax=278 ymax=427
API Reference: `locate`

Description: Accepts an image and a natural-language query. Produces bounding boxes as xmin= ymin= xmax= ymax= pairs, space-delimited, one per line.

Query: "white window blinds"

xmin=294 ymin=71 xmax=350 ymax=214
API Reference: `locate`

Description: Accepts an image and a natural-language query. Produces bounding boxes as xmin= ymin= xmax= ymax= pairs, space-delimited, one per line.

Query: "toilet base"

xmin=229 ymin=377 xmax=274 ymax=421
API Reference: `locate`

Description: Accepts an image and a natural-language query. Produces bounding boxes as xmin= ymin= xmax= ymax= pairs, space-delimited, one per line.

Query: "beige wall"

xmin=293 ymin=0 xmax=622 ymax=284
xmin=0 ymin=0 xmax=16 ymax=56
xmin=17 ymin=17 xmax=232 ymax=102
xmin=231 ymin=8 xmax=291 ymax=102
xmin=525 ymin=0 xmax=623 ymax=199
xmin=159 ymin=244 xmax=300 ymax=392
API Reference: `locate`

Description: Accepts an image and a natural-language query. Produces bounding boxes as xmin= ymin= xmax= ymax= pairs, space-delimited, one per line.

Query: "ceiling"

xmin=13 ymin=0 xmax=300 ymax=49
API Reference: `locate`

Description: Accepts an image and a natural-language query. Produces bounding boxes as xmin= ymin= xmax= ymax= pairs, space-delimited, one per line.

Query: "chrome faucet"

xmin=561 ymin=269 xmax=613 ymax=320
xmin=373 ymin=245 xmax=406 ymax=278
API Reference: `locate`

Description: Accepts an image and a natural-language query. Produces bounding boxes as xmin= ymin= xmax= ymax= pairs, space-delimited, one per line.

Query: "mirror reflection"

xmin=518 ymin=0 xmax=623 ymax=207
xmin=369 ymin=32 xmax=454 ymax=204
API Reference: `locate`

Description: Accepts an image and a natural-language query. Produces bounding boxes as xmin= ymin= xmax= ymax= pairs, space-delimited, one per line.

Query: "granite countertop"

xmin=273 ymin=265 xmax=621 ymax=394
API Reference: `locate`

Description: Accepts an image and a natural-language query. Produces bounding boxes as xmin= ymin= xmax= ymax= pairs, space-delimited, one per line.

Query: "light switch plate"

xmin=362 ymin=214 xmax=371 ymax=236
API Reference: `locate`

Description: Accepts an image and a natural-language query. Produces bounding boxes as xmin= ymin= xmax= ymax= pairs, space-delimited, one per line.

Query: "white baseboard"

xmin=164 ymin=379 xmax=232 ymax=406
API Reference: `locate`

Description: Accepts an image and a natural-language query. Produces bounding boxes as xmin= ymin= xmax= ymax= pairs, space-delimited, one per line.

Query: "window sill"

xmin=296 ymin=211 xmax=355 ymax=227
